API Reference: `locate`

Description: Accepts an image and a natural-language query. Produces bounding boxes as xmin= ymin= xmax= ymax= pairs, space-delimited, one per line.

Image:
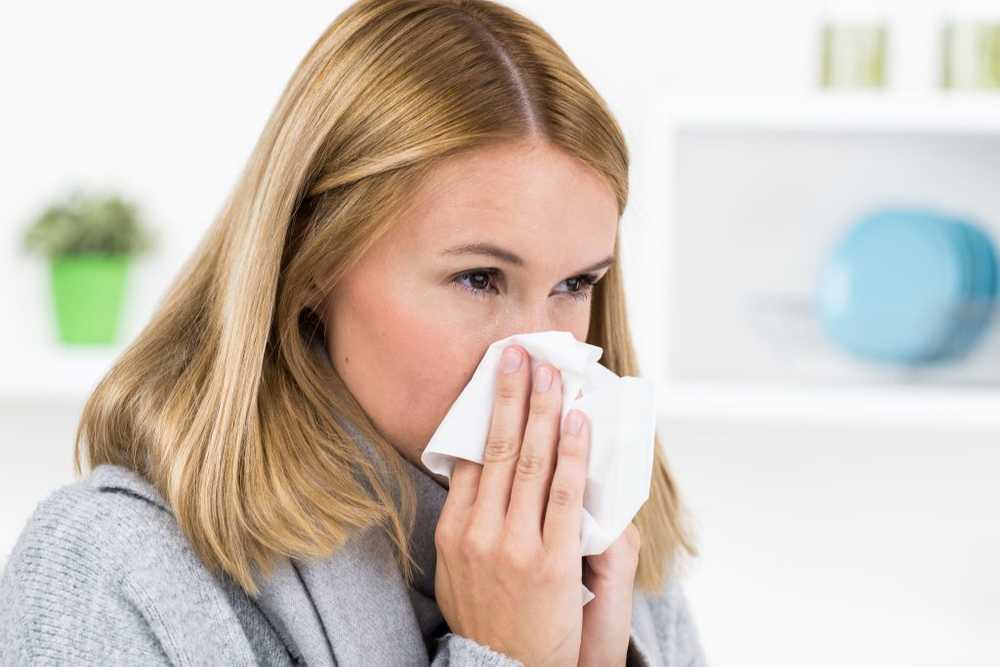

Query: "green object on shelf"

xmin=941 ymin=22 xmax=1000 ymax=89
xmin=820 ymin=22 xmax=888 ymax=89
xmin=21 ymin=188 xmax=154 ymax=347
xmin=49 ymin=253 xmax=130 ymax=345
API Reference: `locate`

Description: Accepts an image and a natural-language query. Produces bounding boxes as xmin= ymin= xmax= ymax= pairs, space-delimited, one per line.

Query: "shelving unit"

xmin=637 ymin=90 xmax=1000 ymax=429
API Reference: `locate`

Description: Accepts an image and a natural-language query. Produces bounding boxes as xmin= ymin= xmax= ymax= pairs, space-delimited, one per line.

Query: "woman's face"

xmin=321 ymin=139 xmax=619 ymax=485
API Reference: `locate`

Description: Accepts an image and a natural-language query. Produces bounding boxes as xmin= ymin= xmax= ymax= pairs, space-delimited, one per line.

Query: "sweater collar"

xmin=335 ymin=409 xmax=448 ymax=600
xmin=253 ymin=410 xmax=449 ymax=666
xmin=401 ymin=453 xmax=448 ymax=599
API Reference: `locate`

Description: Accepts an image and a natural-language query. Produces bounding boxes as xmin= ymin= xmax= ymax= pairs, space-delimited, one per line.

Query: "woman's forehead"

xmin=400 ymin=143 xmax=618 ymax=256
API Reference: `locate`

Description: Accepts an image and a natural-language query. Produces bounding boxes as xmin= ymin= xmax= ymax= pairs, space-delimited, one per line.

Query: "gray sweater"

xmin=0 ymin=419 xmax=707 ymax=666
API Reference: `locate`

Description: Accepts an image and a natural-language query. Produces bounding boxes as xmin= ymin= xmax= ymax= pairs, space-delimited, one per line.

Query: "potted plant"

xmin=21 ymin=189 xmax=155 ymax=346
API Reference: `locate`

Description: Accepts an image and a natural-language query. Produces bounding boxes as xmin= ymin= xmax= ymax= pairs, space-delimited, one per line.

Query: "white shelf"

xmin=1 ymin=347 xmax=124 ymax=405
xmin=649 ymin=90 xmax=1000 ymax=134
xmin=656 ymin=379 xmax=1000 ymax=430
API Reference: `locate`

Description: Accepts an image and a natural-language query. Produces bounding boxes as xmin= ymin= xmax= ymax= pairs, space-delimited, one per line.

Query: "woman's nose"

xmin=500 ymin=305 xmax=557 ymax=338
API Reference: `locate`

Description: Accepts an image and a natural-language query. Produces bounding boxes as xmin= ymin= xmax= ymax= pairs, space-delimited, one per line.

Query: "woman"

xmin=0 ymin=1 xmax=705 ymax=665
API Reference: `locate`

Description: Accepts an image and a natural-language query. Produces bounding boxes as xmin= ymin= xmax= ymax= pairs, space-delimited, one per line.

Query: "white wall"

xmin=667 ymin=419 xmax=999 ymax=666
xmin=1 ymin=2 xmax=996 ymax=666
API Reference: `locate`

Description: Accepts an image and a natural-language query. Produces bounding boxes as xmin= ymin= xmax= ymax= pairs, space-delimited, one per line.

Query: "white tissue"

xmin=420 ymin=330 xmax=657 ymax=606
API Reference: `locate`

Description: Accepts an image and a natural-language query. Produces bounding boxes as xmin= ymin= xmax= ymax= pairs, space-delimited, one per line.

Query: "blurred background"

xmin=1 ymin=1 xmax=998 ymax=665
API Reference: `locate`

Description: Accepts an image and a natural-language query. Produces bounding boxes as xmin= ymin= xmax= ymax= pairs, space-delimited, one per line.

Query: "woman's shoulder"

xmin=2 ymin=464 xmax=175 ymax=580
xmin=0 ymin=463 xmax=267 ymax=665
xmin=2 ymin=463 xmax=182 ymax=585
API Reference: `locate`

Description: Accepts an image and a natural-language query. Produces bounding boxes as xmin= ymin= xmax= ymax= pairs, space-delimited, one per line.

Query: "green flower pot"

xmin=49 ymin=253 xmax=130 ymax=345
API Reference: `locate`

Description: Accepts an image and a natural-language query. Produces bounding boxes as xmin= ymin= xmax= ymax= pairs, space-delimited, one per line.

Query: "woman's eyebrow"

xmin=441 ymin=242 xmax=615 ymax=273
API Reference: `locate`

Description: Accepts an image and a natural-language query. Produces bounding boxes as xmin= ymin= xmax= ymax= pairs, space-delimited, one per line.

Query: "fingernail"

xmin=567 ymin=409 xmax=584 ymax=434
xmin=501 ymin=346 xmax=522 ymax=373
xmin=534 ymin=365 xmax=552 ymax=392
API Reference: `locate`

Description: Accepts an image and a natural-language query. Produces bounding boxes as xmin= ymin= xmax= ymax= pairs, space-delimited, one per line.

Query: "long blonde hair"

xmin=75 ymin=0 xmax=698 ymax=597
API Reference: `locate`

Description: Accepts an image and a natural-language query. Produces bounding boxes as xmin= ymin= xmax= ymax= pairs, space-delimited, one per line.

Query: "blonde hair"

xmin=75 ymin=0 xmax=698 ymax=598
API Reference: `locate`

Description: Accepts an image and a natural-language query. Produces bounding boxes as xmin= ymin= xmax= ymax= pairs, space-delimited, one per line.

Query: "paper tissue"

xmin=420 ymin=330 xmax=657 ymax=605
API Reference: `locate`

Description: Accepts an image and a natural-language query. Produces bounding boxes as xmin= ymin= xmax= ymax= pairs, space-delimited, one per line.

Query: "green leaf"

xmin=21 ymin=188 xmax=156 ymax=258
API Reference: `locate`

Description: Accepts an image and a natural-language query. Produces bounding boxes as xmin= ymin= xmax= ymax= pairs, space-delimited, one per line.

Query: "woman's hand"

xmin=577 ymin=522 xmax=642 ymax=667
xmin=434 ymin=344 xmax=592 ymax=666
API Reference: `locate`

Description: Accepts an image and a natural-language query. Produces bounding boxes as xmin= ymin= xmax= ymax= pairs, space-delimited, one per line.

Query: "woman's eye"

xmin=562 ymin=275 xmax=599 ymax=300
xmin=452 ymin=269 xmax=599 ymax=301
xmin=452 ymin=269 xmax=500 ymax=299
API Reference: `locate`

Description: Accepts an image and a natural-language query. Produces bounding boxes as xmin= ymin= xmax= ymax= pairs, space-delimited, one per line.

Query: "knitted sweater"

xmin=0 ymin=424 xmax=707 ymax=665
